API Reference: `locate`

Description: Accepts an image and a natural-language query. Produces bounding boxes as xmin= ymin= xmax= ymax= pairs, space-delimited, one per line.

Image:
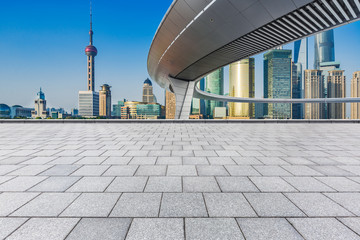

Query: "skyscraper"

xmin=229 ymin=59 xmax=255 ymax=119
xmin=165 ymin=90 xmax=176 ymax=119
xmin=264 ymin=49 xmax=292 ymax=119
xmin=351 ymin=71 xmax=360 ymax=119
xmin=294 ymin=38 xmax=308 ymax=103
xmin=205 ymin=68 xmax=224 ymax=119
xmin=99 ymin=84 xmax=111 ymax=117
xmin=292 ymin=62 xmax=302 ymax=119
xmin=191 ymin=78 xmax=205 ymax=117
xmin=31 ymin=88 xmax=48 ymax=119
xmin=314 ymin=30 xmax=335 ymax=70
xmin=327 ymin=70 xmax=346 ymax=119
xmin=304 ymin=70 xmax=324 ymax=119
xmin=143 ymin=78 xmax=155 ymax=103
xmin=79 ymin=1 xmax=99 ymax=117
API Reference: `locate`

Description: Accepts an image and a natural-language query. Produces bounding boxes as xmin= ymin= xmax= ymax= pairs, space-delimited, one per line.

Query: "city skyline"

xmin=0 ymin=1 xmax=360 ymax=113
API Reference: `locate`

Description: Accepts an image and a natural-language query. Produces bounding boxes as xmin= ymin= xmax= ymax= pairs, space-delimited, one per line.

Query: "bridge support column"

xmin=169 ymin=77 xmax=195 ymax=120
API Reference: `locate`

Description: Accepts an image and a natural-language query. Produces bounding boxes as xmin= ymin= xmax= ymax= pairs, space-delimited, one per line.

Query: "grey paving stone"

xmin=171 ymin=150 xmax=194 ymax=157
xmin=61 ymin=193 xmax=120 ymax=217
xmin=183 ymin=157 xmax=209 ymax=165
xmin=0 ymin=192 xmax=39 ymax=216
xmin=148 ymin=150 xmax=171 ymax=157
xmin=244 ymin=193 xmax=305 ymax=217
xmin=67 ymin=177 xmax=114 ymax=192
xmin=283 ymin=177 xmax=335 ymax=192
xmin=102 ymin=157 xmax=132 ymax=165
xmin=48 ymin=156 xmax=82 ymax=164
xmin=39 ymin=165 xmax=80 ymax=176
xmin=197 ymin=165 xmax=229 ymax=176
xmin=231 ymin=156 xmax=263 ymax=165
xmin=183 ymin=177 xmax=220 ymax=192
xmin=250 ymin=177 xmax=298 ymax=192
xmin=145 ymin=176 xmax=182 ymax=192
xmin=311 ymin=166 xmax=355 ymax=176
xmin=6 ymin=218 xmax=79 ymax=240
xmin=101 ymin=150 xmax=127 ymax=157
xmin=160 ymin=193 xmax=207 ymax=217
xmin=0 ymin=165 xmax=24 ymax=175
xmin=204 ymin=193 xmax=257 ymax=217
xmin=325 ymin=193 xmax=360 ymax=216
xmin=110 ymin=193 xmax=161 ymax=217
xmin=103 ymin=165 xmax=138 ymax=176
xmin=67 ymin=218 xmax=131 ymax=240
xmin=167 ymin=165 xmax=197 ymax=176
xmin=129 ymin=157 xmax=157 ymax=165
xmin=225 ymin=166 xmax=260 ymax=176
xmin=0 ymin=218 xmax=28 ymax=240
xmin=71 ymin=165 xmax=110 ymax=176
xmin=125 ymin=150 xmax=149 ymax=157
xmin=254 ymin=166 xmax=292 ymax=176
xmin=78 ymin=150 xmax=105 ymax=157
xmin=0 ymin=176 xmax=47 ymax=191
xmin=106 ymin=177 xmax=148 ymax=192
xmin=0 ymin=175 xmax=15 ymax=184
xmin=280 ymin=157 xmax=315 ymax=165
xmin=11 ymin=193 xmax=79 ymax=217
xmin=21 ymin=156 xmax=57 ymax=165
xmin=156 ymin=156 xmax=182 ymax=165
xmin=8 ymin=165 xmax=52 ymax=176
xmin=237 ymin=218 xmax=303 ymax=240
xmin=135 ymin=165 xmax=166 ymax=176
xmin=216 ymin=177 xmax=259 ymax=192
xmin=75 ymin=156 xmax=107 ymax=164
xmin=339 ymin=166 xmax=360 ymax=175
xmin=288 ymin=218 xmax=360 ymax=240
xmin=207 ymin=156 xmax=236 ymax=165
xmin=338 ymin=218 xmax=360 ymax=235
xmin=256 ymin=157 xmax=289 ymax=165
xmin=285 ymin=193 xmax=353 ymax=217
xmin=193 ymin=150 xmax=217 ymax=157
xmin=29 ymin=176 xmax=80 ymax=192
xmin=186 ymin=218 xmax=244 ymax=240
xmin=316 ymin=177 xmax=360 ymax=191
xmin=281 ymin=165 xmax=323 ymax=176
xmin=126 ymin=218 xmax=184 ymax=240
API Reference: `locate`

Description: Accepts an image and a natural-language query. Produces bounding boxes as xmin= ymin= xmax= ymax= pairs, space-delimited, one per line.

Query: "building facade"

xmin=165 ymin=90 xmax=176 ymax=119
xmin=113 ymin=100 xmax=125 ymax=118
xmin=31 ymin=88 xmax=48 ymax=119
xmin=78 ymin=91 xmax=99 ymax=117
xmin=351 ymin=71 xmax=360 ymax=119
xmin=292 ymin=62 xmax=302 ymax=119
xmin=205 ymin=68 xmax=224 ymax=119
xmin=137 ymin=103 xmax=163 ymax=119
xmin=327 ymin=70 xmax=346 ymax=119
xmin=264 ymin=49 xmax=292 ymax=119
xmin=304 ymin=70 xmax=324 ymax=119
xmin=121 ymin=101 xmax=140 ymax=119
xmin=99 ymin=84 xmax=111 ymax=117
xmin=314 ymin=30 xmax=335 ymax=70
xmin=143 ymin=79 xmax=155 ymax=103
xmin=229 ymin=59 xmax=255 ymax=119
xmin=0 ymin=104 xmax=11 ymax=118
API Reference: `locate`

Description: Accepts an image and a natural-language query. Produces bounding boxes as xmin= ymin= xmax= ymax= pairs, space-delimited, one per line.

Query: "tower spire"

xmin=89 ymin=0 xmax=93 ymax=45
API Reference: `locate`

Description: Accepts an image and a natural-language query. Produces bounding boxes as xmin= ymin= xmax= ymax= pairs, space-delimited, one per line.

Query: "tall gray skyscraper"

xmin=205 ymin=68 xmax=224 ymax=119
xmin=314 ymin=30 xmax=335 ymax=70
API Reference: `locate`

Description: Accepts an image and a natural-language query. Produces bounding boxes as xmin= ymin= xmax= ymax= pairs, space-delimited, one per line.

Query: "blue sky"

xmin=0 ymin=0 xmax=359 ymax=112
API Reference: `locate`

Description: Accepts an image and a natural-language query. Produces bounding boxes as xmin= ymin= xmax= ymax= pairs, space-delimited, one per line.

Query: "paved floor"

xmin=0 ymin=123 xmax=360 ymax=239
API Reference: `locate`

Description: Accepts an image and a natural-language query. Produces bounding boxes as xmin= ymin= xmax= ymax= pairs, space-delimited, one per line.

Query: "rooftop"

xmin=0 ymin=122 xmax=360 ymax=239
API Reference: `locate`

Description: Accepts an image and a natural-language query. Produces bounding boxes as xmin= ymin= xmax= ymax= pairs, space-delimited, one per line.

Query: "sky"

xmin=0 ymin=0 xmax=360 ymax=112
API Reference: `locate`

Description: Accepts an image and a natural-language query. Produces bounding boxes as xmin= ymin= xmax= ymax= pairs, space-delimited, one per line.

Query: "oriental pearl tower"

xmin=85 ymin=1 xmax=97 ymax=92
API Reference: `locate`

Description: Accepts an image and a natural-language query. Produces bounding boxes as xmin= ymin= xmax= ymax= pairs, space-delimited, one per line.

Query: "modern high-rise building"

xmin=327 ymin=70 xmax=346 ymax=119
xmin=31 ymin=88 xmax=48 ymax=119
xmin=292 ymin=62 xmax=302 ymax=119
xmin=121 ymin=101 xmax=140 ymax=119
xmin=264 ymin=49 xmax=292 ymax=119
xmin=314 ymin=30 xmax=335 ymax=70
xmin=143 ymin=79 xmax=155 ymax=103
xmin=294 ymin=38 xmax=308 ymax=97
xmin=351 ymin=71 xmax=360 ymax=119
xmin=79 ymin=2 xmax=99 ymax=117
xmin=205 ymin=68 xmax=224 ymax=119
xmin=165 ymin=90 xmax=176 ymax=119
xmin=229 ymin=59 xmax=255 ymax=119
xmin=99 ymin=84 xmax=111 ymax=117
xmin=191 ymin=78 xmax=205 ymax=117
xmin=304 ymin=70 xmax=324 ymax=119
xmin=137 ymin=103 xmax=163 ymax=119
xmin=113 ymin=100 xmax=126 ymax=118
xmin=78 ymin=91 xmax=99 ymax=117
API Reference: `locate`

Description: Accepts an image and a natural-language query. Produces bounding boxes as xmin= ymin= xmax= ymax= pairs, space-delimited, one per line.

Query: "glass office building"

xmin=78 ymin=91 xmax=99 ymax=117
xmin=205 ymin=68 xmax=224 ymax=119
xmin=264 ymin=49 xmax=292 ymax=119
xmin=191 ymin=78 xmax=205 ymax=116
xmin=137 ymin=103 xmax=162 ymax=119
xmin=314 ymin=30 xmax=335 ymax=70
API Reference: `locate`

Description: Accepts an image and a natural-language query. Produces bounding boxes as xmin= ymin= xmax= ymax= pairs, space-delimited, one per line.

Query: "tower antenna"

xmin=90 ymin=0 xmax=92 ymax=31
